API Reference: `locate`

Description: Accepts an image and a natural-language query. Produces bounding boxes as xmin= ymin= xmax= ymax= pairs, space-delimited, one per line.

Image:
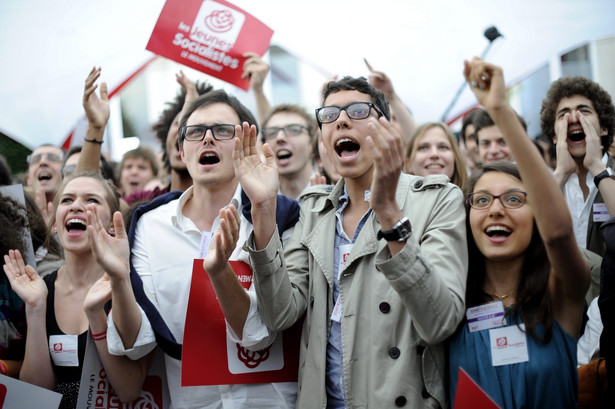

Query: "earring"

xmin=108 ymin=227 xmax=115 ymax=235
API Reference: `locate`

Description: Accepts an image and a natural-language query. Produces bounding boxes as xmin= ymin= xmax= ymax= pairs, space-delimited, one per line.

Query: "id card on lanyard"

xmin=331 ymin=243 xmax=353 ymax=322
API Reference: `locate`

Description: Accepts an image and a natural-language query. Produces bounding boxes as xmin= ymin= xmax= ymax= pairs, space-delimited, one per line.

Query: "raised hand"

xmin=463 ymin=57 xmax=507 ymax=112
xmin=581 ymin=113 xmax=607 ymax=175
xmin=553 ymin=112 xmax=577 ymax=183
xmin=242 ymin=52 xmax=270 ymax=91
xmin=86 ymin=207 xmax=130 ymax=282
xmin=310 ymin=171 xmax=327 ymax=186
xmin=83 ymin=67 xmax=109 ymax=130
xmin=34 ymin=186 xmax=53 ymax=226
xmin=83 ymin=273 xmax=112 ymax=315
xmin=3 ymin=250 xmax=47 ymax=308
xmin=233 ymin=122 xmax=279 ymax=207
xmin=366 ymin=116 xmax=404 ymax=214
xmin=365 ymin=59 xmax=395 ymax=99
xmin=175 ymin=70 xmax=198 ymax=105
xmin=203 ymin=205 xmax=241 ymax=277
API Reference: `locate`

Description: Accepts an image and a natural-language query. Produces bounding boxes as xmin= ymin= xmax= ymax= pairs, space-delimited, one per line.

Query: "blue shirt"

xmin=326 ymin=187 xmax=372 ymax=408
xmin=449 ymin=310 xmax=578 ymax=409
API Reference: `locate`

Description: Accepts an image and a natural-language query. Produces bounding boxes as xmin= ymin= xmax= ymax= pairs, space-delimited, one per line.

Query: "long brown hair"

xmin=464 ymin=162 xmax=553 ymax=343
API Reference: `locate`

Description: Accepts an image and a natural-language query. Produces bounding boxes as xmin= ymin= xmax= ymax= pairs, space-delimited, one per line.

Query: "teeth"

xmin=426 ymin=164 xmax=443 ymax=169
xmin=67 ymin=218 xmax=86 ymax=226
xmin=336 ymin=138 xmax=353 ymax=147
xmin=204 ymin=153 xmax=217 ymax=157
xmin=486 ymin=225 xmax=511 ymax=234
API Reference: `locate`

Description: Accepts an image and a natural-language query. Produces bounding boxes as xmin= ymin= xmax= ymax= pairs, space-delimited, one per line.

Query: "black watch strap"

xmin=594 ymin=168 xmax=615 ymax=188
xmin=377 ymin=217 xmax=412 ymax=241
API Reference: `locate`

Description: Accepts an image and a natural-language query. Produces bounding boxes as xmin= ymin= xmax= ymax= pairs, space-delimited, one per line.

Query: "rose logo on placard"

xmin=130 ymin=391 xmax=159 ymax=409
xmin=236 ymin=344 xmax=271 ymax=369
xmin=205 ymin=10 xmax=234 ymax=33
xmin=53 ymin=343 xmax=62 ymax=352
xmin=496 ymin=337 xmax=508 ymax=347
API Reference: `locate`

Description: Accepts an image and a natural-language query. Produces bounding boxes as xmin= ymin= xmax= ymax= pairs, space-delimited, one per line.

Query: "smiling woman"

xmin=404 ymin=122 xmax=467 ymax=189
xmin=3 ymin=172 xmax=151 ymax=408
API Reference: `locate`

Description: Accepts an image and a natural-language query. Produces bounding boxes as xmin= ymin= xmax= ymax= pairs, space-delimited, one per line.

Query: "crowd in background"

xmin=0 ymin=52 xmax=614 ymax=409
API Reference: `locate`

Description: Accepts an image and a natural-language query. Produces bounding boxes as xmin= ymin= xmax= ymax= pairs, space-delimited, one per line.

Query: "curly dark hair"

xmin=0 ymin=194 xmax=29 ymax=257
xmin=540 ymin=76 xmax=615 ymax=151
xmin=319 ymin=76 xmax=391 ymax=128
xmin=464 ymin=161 xmax=553 ymax=343
xmin=153 ymin=81 xmax=215 ymax=172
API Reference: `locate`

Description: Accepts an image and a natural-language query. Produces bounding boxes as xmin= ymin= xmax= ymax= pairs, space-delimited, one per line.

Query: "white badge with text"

xmin=331 ymin=243 xmax=353 ymax=322
xmin=593 ymin=203 xmax=609 ymax=222
xmin=466 ymin=301 xmax=506 ymax=332
xmin=489 ymin=324 xmax=529 ymax=366
xmin=49 ymin=334 xmax=79 ymax=367
xmin=199 ymin=231 xmax=214 ymax=259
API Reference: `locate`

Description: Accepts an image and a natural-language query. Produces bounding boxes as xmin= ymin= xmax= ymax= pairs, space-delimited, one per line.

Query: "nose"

xmin=70 ymin=198 xmax=86 ymax=212
xmin=335 ymin=109 xmax=352 ymax=130
xmin=487 ymin=197 xmax=506 ymax=215
xmin=203 ymin=129 xmax=216 ymax=144
xmin=429 ymin=146 xmax=440 ymax=157
xmin=274 ymin=128 xmax=287 ymax=141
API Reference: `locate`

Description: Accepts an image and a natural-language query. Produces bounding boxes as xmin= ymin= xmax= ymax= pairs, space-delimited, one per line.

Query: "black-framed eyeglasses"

xmin=181 ymin=124 xmax=236 ymax=142
xmin=262 ymin=124 xmax=307 ymax=141
xmin=468 ymin=190 xmax=528 ymax=210
xmin=315 ymin=102 xmax=383 ymax=126
xmin=27 ymin=152 xmax=63 ymax=164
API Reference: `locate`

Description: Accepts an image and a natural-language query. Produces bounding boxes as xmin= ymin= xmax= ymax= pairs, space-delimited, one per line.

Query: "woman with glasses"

xmin=448 ymin=58 xmax=589 ymax=409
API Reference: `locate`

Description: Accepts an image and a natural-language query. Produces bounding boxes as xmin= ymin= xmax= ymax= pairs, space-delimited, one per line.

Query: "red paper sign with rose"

xmin=181 ymin=259 xmax=301 ymax=386
xmin=146 ymin=0 xmax=273 ymax=90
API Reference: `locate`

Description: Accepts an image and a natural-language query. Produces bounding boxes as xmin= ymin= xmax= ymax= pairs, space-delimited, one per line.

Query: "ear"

xmin=601 ymin=127 xmax=608 ymax=136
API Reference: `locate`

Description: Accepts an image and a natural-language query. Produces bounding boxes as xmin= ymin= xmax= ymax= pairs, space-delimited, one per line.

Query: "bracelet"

xmin=91 ymin=330 xmax=107 ymax=341
xmin=0 ymin=359 xmax=8 ymax=376
xmin=84 ymin=138 xmax=103 ymax=144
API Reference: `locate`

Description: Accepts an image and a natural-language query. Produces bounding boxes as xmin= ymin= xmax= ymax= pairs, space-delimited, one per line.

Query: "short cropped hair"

xmin=320 ymin=76 xmax=391 ymax=127
xmin=178 ymin=90 xmax=258 ymax=146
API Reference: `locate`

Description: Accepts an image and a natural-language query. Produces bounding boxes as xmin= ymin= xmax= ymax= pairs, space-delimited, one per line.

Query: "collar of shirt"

xmin=171 ymin=184 xmax=243 ymax=233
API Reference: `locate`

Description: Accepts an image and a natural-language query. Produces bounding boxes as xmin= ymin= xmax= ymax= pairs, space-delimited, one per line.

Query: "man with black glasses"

xmin=238 ymin=76 xmax=468 ymax=408
xmin=105 ymin=90 xmax=299 ymax=408
xmin=261 ymin=104 xmax=319 ymax=200
xmin=25 ymin=143 xmax=65 ymax=223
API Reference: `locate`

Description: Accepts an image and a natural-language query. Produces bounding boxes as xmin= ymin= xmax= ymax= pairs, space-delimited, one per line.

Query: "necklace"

xmin=491 ymin=292 xmax=508 ymax=300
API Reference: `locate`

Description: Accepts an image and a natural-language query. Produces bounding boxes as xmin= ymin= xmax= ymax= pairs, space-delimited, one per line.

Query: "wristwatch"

xmin=377 ymin=217 xmax=412 ymax=241
xmin=594 ymin=168 xmax=615 ymax=188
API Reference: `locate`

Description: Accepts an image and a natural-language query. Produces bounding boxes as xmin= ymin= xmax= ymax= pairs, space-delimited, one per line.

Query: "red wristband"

xmin=91 ymin=330 xmax=107 ymax=341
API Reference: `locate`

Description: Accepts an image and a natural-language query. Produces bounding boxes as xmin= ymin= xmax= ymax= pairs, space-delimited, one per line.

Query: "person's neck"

xmin=183 ymin=180 xmax=239 ymax=232
xmin=279 ymin=165 xmax=313 ymax=200
xmin=484 ymin=257 xmax=523 ymax=303
xmin=170 ymin=168 xmax=193 ymax=192
xmin=60 ymin=251 xmax=105 ymax=290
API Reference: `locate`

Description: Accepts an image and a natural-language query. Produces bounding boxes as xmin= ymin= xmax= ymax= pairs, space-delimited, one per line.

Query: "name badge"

xmin=593 ymin=203 xmax=609 ymax=222
xmin=466 ymin=301 xmax=506 ymax=332
xmin=331 ymin=243 xmax=353 ymax=322
xmin=489 ymin=324 xmax=529 ymax=366
xmin=49 ymin=334 xmax=79 ymax=367
xmin=198 ymin=231 xmax=214 ymax=259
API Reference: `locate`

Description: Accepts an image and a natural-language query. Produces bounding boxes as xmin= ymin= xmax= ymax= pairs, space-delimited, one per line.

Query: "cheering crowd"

xmin=1 ymin=53 xmax=614 ymax=409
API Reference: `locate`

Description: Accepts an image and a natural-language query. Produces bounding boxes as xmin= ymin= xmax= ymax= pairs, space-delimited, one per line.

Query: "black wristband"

xmin=84 ymin=138 xmax=103 ymax=144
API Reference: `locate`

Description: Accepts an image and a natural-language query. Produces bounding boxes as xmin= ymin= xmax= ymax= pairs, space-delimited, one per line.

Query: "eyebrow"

xmin=556 ymin=103 xmax=594 ymax=116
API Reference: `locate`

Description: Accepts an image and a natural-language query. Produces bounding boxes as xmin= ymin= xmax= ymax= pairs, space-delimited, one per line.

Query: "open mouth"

xmin=485 ymin=225 xmax=512 ymax=238
xmin=426 ymin=164 xmax=444 ymax=169
xmin=199 ymin=152 xmax=220 ymax=165
xmin=38 ymin=171 xmax=52 ymax=181
xmin=568 ymin=130 xmax=586 ymax=142
xmin=66 ymin=218 xmax=87 ymax=233
xmin=277 ymin=149 xmax=292 ymax=161
xmin=335 ymin=138 xmax=360 ymax=158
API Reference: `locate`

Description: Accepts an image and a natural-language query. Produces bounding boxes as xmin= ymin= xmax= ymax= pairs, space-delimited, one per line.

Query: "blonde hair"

xmin=404 ymin=122 xmax=467 ymax=189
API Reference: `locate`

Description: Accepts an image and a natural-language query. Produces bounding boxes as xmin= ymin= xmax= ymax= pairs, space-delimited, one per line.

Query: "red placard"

xmin=454 ymin=368 xmax=501 ymax=409
xmin=182 ymin=259 xmax=301 ymax=386
xmin=146 ymin=0 xmax=273 ymax=90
